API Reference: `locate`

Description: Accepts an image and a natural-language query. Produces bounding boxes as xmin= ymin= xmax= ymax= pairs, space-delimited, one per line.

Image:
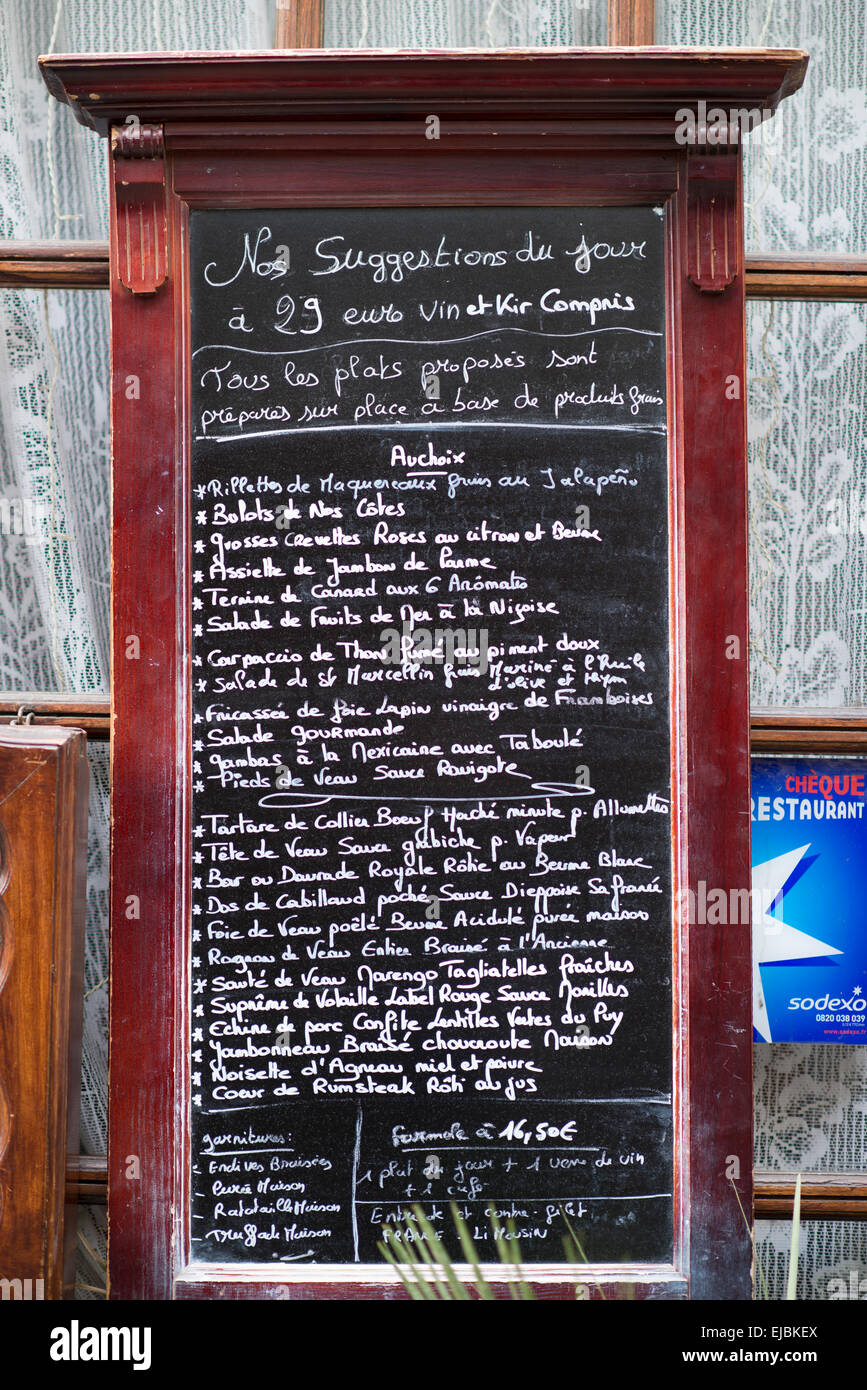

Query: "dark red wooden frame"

xmin=40 ymin=49 xmax=807 ymax=1300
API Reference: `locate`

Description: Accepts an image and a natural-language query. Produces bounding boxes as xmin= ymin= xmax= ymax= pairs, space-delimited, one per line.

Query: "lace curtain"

xmin=657 ymin=0 xmax=867 ymax=257
xmin=748 ymin=300 xmax=867 ymax=708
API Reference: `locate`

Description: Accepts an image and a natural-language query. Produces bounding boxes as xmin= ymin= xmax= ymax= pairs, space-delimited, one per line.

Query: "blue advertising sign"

xmin=751 ymin=757 xmax=867 ymax=1043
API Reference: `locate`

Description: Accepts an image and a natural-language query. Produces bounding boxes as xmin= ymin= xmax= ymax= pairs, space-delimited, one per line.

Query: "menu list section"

xmin=188 ymin=206 xmax=673 ymax=1264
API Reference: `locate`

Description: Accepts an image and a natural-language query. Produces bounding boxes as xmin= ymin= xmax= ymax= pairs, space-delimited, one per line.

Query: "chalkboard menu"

xmin=189 ymin=206 xmax=672 ymax=1265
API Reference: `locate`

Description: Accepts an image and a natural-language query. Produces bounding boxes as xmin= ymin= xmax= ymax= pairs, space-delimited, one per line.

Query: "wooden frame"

xmin=746 ymin=257 xmax=867 ymax=302
xmin=39 ymin=48 xmax=806 ymax=1301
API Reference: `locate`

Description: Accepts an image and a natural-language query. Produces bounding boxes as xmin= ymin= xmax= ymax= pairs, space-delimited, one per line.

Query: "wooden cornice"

xmin=39 ymin=48 xmax=807 ymax=137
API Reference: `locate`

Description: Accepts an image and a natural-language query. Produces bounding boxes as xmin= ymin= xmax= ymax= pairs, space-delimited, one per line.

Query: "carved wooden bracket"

xmin=111 ymin=122 xmax=167 ymax=294
xmin=686 ymin=152 xmax=740 ymax=293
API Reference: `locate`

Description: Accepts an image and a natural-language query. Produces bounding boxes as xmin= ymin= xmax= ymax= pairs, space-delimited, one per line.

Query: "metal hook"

xmin=10 ymin=705 xmax=35 ymax=726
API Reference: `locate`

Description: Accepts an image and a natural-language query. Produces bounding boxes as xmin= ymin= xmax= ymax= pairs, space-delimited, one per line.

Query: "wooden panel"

xmin=608 ymin=0 xmax=655 ymax=46
xmin=274 ymin=0 xmax=324 ymax=49
xmin=172 ymin=148 xmax=678 ymax=204
xmin=676 ymin=149 xmax=753 ymax=1299
xmin=0 ymin=726 xmax=88 ymax=1299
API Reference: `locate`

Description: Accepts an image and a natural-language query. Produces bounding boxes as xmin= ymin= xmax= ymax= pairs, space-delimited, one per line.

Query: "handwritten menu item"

xmin=189 ymin=206 xmax=672 ymax=1264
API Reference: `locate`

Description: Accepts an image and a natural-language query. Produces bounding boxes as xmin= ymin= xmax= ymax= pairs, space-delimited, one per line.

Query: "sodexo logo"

xmin=787 ymin=988 xmax=866 ymax=1013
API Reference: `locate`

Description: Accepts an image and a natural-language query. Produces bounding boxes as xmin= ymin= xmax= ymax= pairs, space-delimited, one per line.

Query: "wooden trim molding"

xmin=0 ymin=695 xmax=110 ymax=740
xmin=754 ymin=1172 xmax=867 ymax=1221
xmin=746 ymin=256 xmax=867 ymax=301
xmin=751 ymin=709 xmax=867 ymax=755
xmin=0 ymin=241 xmax=110 ymax=288
xmin=65 ymin=1155 xmax=108 ymax=1206
xmin=0 ymin=726 xmax=88 ymax=1299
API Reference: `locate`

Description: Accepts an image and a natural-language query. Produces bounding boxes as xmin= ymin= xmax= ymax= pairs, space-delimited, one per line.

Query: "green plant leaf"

xmin=486 ymin=1204 xmax=535 ymax=1301
xmin=450 ymin=1202 xmax=496 ymax=1301
xmin=401 ymin=1212 xmax=452 ymax=1300
xmin=504 ymin=1217 xmax=535 ymax=1300
xmin=410 ymin=1204 xmax=471 ymax=1300
xmin=560 ymin=1207 xmax=606 ymax=1301
xmin=786 ymin=1174 xmax=801 ymax=1301
xmin=378 ymin=1229 xmax=436 ymax=1301
xmin=729 ymin=1176 xmax=769 ymax=1301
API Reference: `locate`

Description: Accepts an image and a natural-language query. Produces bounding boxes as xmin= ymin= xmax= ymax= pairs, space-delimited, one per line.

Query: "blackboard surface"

xmin=188 ymin=206 xmax=672 ymax=1265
